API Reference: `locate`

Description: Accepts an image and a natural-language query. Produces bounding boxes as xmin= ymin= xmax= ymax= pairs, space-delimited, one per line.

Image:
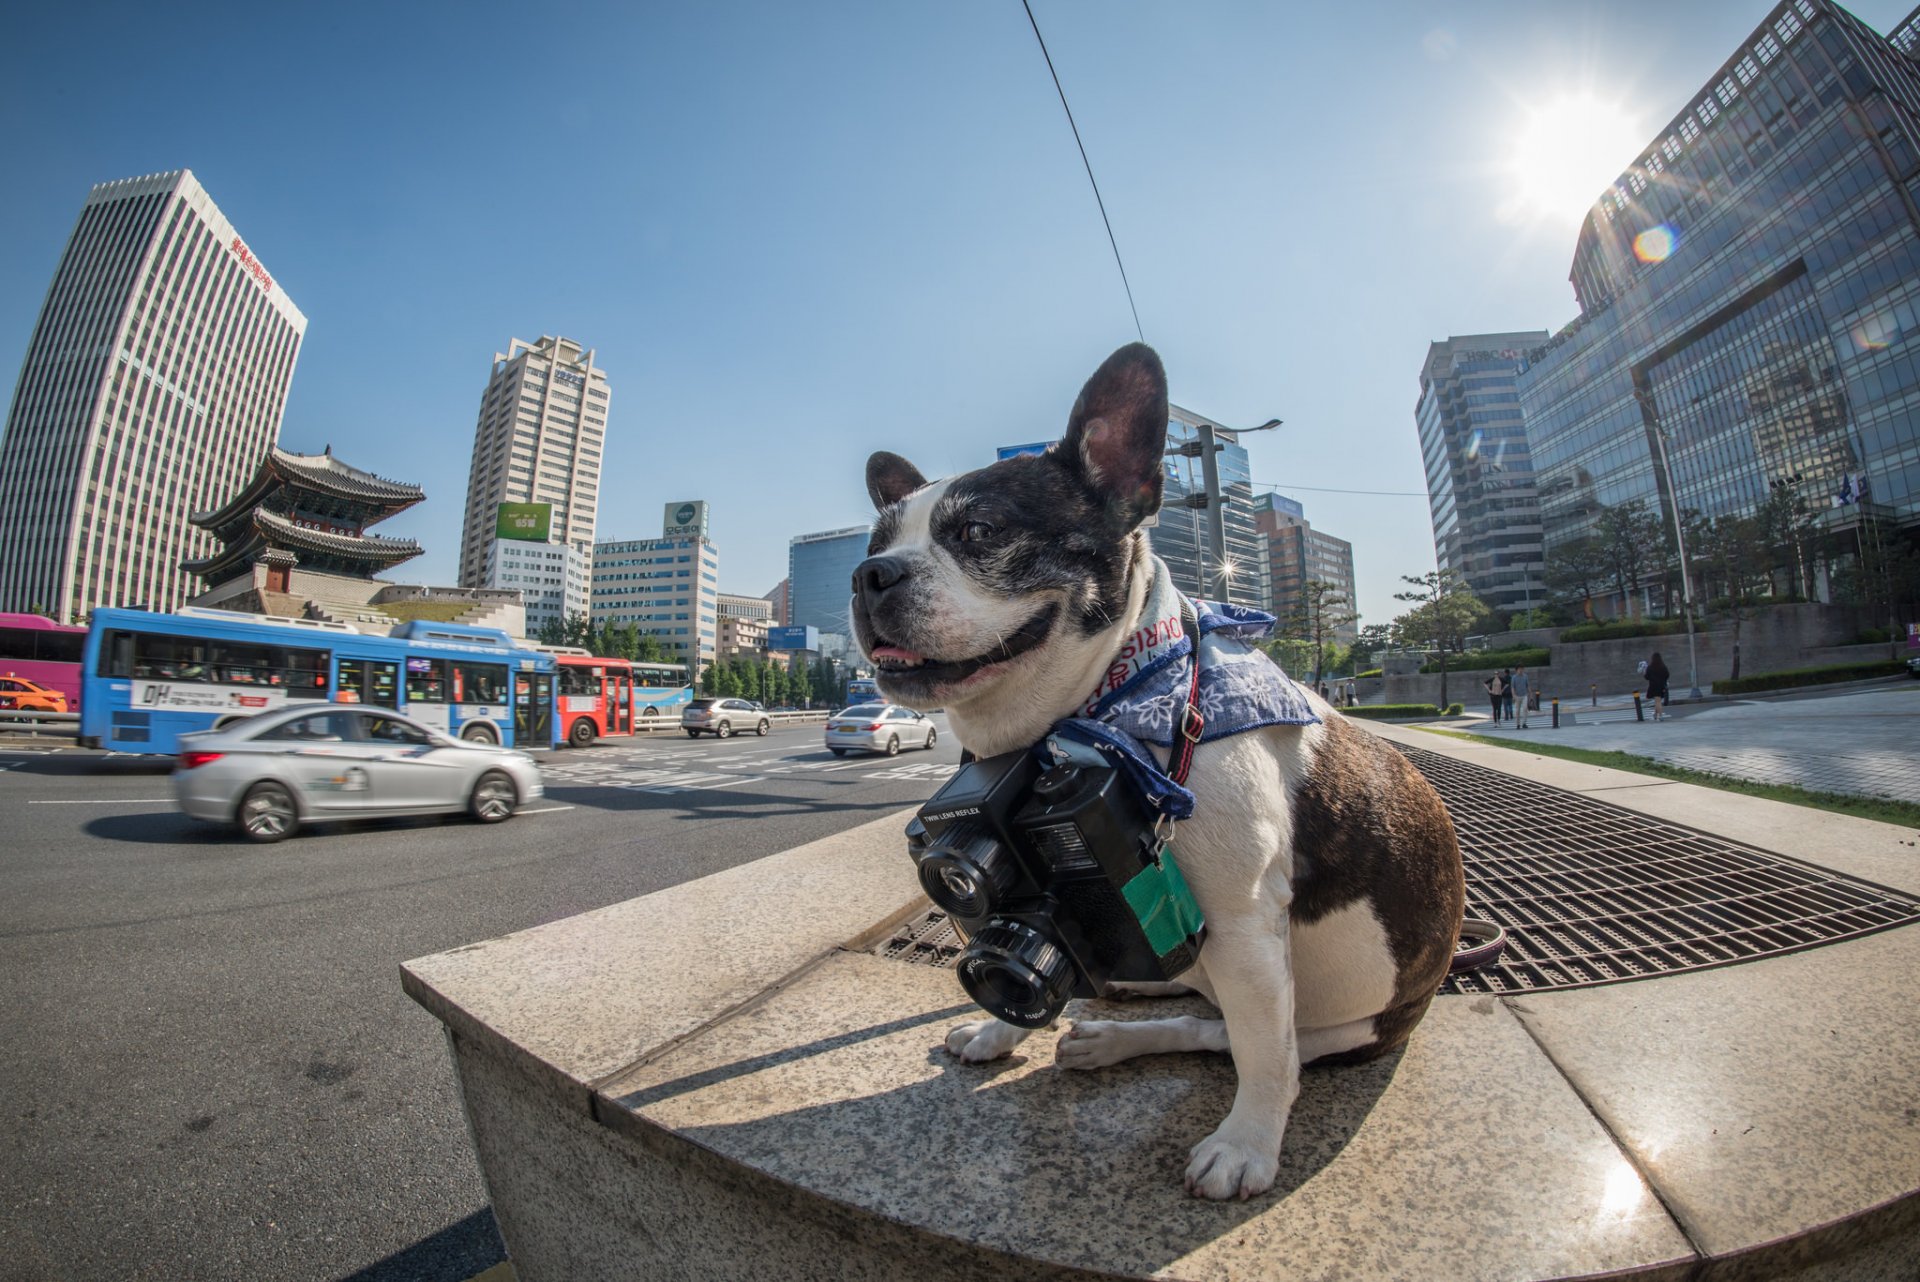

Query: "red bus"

xmin=0 ymin=612 xmax=87 ymax=710
xmin=555 ymin=653 xmax=636 ymax=748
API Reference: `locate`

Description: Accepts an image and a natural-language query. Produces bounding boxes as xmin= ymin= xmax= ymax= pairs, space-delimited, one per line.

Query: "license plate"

xmin=832 ymin=726 xmax=857 ymax=734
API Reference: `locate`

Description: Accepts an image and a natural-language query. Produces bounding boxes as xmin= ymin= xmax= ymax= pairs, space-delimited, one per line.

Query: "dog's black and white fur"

xmin=851 ymin=343 xmax=1465 ymax=1201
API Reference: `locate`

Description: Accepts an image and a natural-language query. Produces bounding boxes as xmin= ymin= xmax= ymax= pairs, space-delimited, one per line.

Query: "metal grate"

xmin=1398 ymin=744 xmax=1920 ymax=995
xmin=875 ymin=744 xmax=1920 ymax=996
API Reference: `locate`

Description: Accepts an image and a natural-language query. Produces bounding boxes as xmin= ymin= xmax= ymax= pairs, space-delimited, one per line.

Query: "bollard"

xmin=1590 ymin=683 xmax=1598 ymax=707
xmin=1551 ymin=696 xmax=1559 ymax=729
xmin=1633 ymin=693 xmax=1643 ymax=721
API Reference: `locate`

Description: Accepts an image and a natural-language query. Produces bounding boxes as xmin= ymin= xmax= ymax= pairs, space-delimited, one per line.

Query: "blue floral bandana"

xmin=1042 ymin=554 xmax=1320 ymax=820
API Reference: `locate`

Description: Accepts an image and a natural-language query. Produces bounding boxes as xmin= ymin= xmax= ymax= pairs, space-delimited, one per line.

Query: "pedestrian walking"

xmin=1345 ymin=678 xmax=1357 ymax=707
xmin=1510 ymin=665 xmax=1531 ymax=729
xmin=1644 ymin=651 xmax=1671 ymax=722
xmin=1483 ymin=670 xmax=1506 ymax=725
xmin=1499 ymin=667 xmax=1515 ymax=723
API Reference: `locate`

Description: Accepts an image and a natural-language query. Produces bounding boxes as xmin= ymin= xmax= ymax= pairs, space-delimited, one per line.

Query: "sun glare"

xmin=1502 ymin=93 xmax=1646 ymax=229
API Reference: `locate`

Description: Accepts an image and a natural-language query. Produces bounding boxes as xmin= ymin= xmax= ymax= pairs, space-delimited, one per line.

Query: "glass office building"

xmin=1520 ymin=0 xmax=1920 ymax=611
xmin=787 ymin=526 xmax=871 ymax=639
xmin=1416 ymin=333 xmax=1551 ymax=615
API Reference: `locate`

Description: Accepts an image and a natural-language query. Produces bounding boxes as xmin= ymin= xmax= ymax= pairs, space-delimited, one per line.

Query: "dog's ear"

xmin=1057 ymin=343 xmax=1167 ymax=530
xmin=866 ymin=451 xmax=928 ymax=510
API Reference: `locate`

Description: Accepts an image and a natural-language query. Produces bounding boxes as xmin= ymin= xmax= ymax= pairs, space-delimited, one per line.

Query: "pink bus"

xmin=0 ymin=613 xmax=86 ymax=709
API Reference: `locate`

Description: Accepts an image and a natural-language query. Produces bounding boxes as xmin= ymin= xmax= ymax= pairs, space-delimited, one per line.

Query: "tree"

xmin=1348 ymin=623 xmax=1392 ymax=674
xmin=1830 ymin=516 xmax=1920 ymax=647
xmin=1696 ymin=511 xmax=1769 ymax=680
xmin=788 ymin=654 xmax=814 ymax=707
xmin=634 ymin=632 xmax=666 ymax=663
xmin=1760 ymin=482 xmax=1819 ymax=600
xmin=700 ymin=663 xmax=720 ymax=696
xmin=535 ymin=617 xmax=566 ymax=647
xmin=1544 ymin=536 xmax=1612 ymax=620
xmin=1280 ymin=579 xmax=1358 ymax=686
xmin=1594 ymin=500 xmax=1666 ymax=619
xmin=1393 ymin=569 xmax=1490 ymax=710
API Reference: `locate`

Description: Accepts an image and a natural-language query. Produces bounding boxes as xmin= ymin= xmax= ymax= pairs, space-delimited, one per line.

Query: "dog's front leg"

xmin=1184 ymin=919 xmax=1298 ymax=1201
xmin=944 ymin=1017 xmax=1035 ymax=1063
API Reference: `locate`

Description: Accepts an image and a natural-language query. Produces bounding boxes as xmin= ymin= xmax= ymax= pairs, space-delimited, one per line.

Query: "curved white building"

xmin=0 ymin=170 xmax=307 ymax=618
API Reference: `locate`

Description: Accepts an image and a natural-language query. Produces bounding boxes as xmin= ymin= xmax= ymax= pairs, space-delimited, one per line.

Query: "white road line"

xmin=517 ymin=805 xmax=576 ymax=814
xmin=28 ymin=798 xmax=172 ymax=804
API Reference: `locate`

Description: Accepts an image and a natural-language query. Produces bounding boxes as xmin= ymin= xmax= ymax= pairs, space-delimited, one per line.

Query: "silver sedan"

xmin=824 ymin=703 xmax=938 ymax=757
xmin=173 ymin=704 xmax=545 ymax=843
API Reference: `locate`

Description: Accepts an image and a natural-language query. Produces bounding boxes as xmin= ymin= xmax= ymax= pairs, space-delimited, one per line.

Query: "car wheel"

xmin=925 ymin=728 xmax=937 ymax=750
xmin=468 ymin=770 xmax=517 ymax=824
xmin=886 ymin=735 xmax=900 ymax=756
xmin=461 ymin=722 xmax=498 ymax=744
xmin=239 ymin=781 xmax=297 ymax=844
xmin=641 ymin=705 xmax=658 ymax=717
xmin=829 ymin=747 xmax=848 ymax=757
xmin=568 ymin=718 xmax=596 ymax=749
xmin=716 ymin=721 xmax=732 ymax=739
xmin=756 ymin=719 xmax=770 ymax=736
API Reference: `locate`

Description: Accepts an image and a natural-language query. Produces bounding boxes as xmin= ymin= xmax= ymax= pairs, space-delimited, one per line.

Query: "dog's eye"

xmin=959 ymin=520 xmax=995 ymax=544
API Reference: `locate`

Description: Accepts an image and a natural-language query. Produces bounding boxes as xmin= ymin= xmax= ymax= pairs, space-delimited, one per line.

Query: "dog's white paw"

xmin=1184 ymin=1122 xmax=1281 ymax=1201
xmin=944 ymin=1019 xmax=1027 ymax=1062
xmin=1053 ymin=1020 xmax=1130 ymax=1070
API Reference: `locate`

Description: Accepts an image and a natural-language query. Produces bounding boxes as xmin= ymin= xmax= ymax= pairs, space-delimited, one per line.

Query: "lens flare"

xmin=1852 ymin=312 xmax=1895 ymax=350
xmin=1465 ymin=429 xmax=1484 ymax=461
xmin=1634 ymin=224 xmax=1678 ymax=263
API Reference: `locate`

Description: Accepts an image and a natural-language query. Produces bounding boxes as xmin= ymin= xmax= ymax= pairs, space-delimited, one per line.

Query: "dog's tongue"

xmin=872 ymin=645 xmax=926 ymax=665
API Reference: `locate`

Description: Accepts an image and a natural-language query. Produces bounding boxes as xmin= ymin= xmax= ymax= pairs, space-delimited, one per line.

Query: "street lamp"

xmin=1171 ymin=416 xmax=1281 ymax=604
xmin=1647 ymin=419 xmax=1703 ymax=700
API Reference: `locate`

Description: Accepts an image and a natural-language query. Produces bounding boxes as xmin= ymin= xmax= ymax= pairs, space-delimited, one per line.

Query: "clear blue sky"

xmin=3 ymin=1 xmax=1910 ymax=627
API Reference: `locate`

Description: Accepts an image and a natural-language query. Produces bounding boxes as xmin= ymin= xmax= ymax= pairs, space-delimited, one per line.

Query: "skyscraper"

xmin=0 ymin=170 xmax=307 ymax=618
xmin=457 ymin=336 xmax=610 ymax=592
xmin=591 ymin=503 xmax=720 ymax=670
xmin=1415 ymin=333 xmax=1550 ymax=615
xmin=1521 ymin=0 xmax=1920 ymax=615
xmin=787 ymin=526 xmax=870 ymax=639
xmin=1254 ymin=493 xmax=1359 ymax=643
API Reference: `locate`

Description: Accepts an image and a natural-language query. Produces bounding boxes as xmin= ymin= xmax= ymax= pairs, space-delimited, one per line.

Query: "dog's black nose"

xmin=854 ymin=555 xmax=908 ymax=598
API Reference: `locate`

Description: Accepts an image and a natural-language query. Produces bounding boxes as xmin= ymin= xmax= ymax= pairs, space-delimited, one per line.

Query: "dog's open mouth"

xmin=869 ymin=604 xmax=1059 ymax=688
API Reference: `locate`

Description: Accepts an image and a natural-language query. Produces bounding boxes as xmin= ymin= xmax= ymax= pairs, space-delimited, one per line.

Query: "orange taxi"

xmin=0 ymin=675 xmax=69 ymax=713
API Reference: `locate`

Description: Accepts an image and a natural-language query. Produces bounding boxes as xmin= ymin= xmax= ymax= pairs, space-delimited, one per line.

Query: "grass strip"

xmin=1414 ymin=728 xmax=1920 ymax=829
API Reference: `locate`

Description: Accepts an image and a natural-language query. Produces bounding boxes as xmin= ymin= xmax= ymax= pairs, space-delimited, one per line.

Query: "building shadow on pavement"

xmin=334 ymin=1207 xmax=505 ymax=1282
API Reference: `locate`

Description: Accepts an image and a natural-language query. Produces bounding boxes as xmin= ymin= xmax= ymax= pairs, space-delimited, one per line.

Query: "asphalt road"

xmin=0 ymin=719 xmax=959 ymax=1282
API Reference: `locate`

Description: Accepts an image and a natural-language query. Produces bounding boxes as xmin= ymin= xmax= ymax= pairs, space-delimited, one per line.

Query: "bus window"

xmin=452 ymin=661 xmax=508 ymax=705
xmin=406 ymin=657 xmax=447 ymax=702
xmin=558 ymin=664 xmax=600 ymax=698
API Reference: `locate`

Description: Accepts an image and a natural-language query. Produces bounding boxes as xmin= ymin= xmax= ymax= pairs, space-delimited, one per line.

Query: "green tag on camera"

xmin=1121 ymin=846 xmax=1205 ymax=959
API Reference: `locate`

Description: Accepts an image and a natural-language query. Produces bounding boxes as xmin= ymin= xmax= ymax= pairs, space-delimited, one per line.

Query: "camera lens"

xmin=916 ymin=824 xmax=1019 ymax=918
xmin=957 ymin=920 xmax=1076 ymax=1028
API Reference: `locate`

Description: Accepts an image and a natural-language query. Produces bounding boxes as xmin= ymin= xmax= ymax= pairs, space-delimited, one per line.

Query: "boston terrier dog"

xmin=851 ymin=343 xmax=1465 ymax=1201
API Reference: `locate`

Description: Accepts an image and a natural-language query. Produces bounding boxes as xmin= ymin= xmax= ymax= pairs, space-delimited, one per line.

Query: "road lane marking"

xmin=517 ymin=805 xmax=576 ymax=814
xmin=29 ymin=798 xmax=172 ymax=804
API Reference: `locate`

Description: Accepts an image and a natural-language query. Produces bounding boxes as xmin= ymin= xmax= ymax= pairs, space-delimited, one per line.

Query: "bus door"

xmin=609 ymin=669 xmax=632 ymax=734
xmin=336 ymin=658 xmax=400 ymax=708
xmin=515 ymin=671 xmax=555 ymax=748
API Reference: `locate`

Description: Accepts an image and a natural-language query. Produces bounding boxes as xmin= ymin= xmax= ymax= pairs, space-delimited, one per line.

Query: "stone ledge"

xmin=404 ymin=761 xmax=1920 ymax=1280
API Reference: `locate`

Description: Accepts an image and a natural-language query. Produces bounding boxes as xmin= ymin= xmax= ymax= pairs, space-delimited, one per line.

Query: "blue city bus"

xmin=845 ymin=676 xmax=880 ymax=703
xmin=80 ymin=608 xmax=560 ymax=754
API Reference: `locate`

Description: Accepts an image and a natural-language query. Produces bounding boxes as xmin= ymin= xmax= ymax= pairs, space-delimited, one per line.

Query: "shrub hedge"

xmin=1420 ymin=645 xmax=1550 ymax=674
xmin=1353 ymin=668 xmax=1383 ymax=679
xmin=1714 ymin=661 xmax=1906 ymax=694
xmin=1559 ymin=618 xmax=1688 ymax=644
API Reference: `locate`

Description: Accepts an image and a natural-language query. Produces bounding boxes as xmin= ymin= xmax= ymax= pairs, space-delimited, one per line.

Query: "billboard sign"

xmin=996 ymin=441 xmax=1052 ymax=461
xmin=663 ymin=500 xmax=710 ymax=539
xmin=767 ymin=625 xmax=820 ymax=652
xmin=496 ymin=502 xmax=552 ymax=542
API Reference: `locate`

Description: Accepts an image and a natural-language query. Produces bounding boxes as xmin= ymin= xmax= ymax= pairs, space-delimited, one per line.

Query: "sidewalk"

xmin=1440 ymin=683 xmax=1920 ymax=805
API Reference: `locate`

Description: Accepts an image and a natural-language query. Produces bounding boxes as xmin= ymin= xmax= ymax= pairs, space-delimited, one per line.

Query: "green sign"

xmin=496 ymin=502 xmax=552 ymax=542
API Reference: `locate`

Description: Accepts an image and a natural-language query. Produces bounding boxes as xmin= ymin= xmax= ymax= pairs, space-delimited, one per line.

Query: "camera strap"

xmin=1166 ymin=599 xmax=1204 ymax=788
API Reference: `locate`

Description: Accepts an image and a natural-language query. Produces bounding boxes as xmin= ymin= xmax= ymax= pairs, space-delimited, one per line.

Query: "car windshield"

xmin=841 ymin=704 xmax=884 ymax=717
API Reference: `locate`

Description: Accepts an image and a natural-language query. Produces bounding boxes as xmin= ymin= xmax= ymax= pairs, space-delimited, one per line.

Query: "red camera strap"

xmin=1167 ymin=601 xmax=1204 ymax=787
